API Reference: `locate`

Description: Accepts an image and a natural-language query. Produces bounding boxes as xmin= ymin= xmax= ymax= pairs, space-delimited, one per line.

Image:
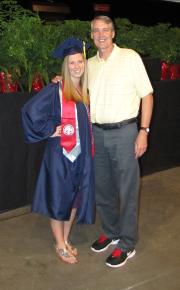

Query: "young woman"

xmin=22 ymin=37 xmax=95 ymax=264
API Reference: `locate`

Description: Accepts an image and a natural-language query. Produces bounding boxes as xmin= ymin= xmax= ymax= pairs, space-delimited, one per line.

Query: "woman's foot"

xmin=65 ymin=240 xmax=78 ymax=257
xmin=55 ymin=245 xmax=78 ymax=264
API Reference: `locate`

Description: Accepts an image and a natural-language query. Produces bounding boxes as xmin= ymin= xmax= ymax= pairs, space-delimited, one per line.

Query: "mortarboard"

xmin=51 ymin=37 xmax=91 ymax=59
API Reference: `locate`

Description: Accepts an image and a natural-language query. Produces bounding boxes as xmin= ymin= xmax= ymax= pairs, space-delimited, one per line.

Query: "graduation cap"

xmin=51 ymin=37 xmax=91 ymax=59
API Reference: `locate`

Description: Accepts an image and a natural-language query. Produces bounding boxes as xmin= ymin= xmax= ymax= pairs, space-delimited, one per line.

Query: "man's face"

xmin=91 ymin=19 xmax=115 ymax=51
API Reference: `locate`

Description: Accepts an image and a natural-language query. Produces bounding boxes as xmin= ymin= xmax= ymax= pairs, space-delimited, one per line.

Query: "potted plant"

xmin=1 ymin=1 xmax=180 ymax=92
xmin=0 ymin=0 xmax=64 ymax=92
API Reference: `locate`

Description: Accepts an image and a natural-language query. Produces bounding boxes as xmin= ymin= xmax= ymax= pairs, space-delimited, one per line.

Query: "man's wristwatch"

xmin=140 ymin=127 xmax=150 ymax=134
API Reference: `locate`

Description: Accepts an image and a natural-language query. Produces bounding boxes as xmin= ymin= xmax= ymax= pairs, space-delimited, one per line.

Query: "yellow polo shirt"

xmin=88 ymin=44 xmax=153 ymax=124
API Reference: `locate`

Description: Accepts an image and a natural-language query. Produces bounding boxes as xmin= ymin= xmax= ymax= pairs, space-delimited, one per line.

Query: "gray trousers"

xmin=93 ymin=122 xmax=140 ymax=251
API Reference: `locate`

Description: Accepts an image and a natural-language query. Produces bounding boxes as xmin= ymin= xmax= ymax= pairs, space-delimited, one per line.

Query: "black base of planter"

xmin=142 ymin=57 xmax=161 ymax=81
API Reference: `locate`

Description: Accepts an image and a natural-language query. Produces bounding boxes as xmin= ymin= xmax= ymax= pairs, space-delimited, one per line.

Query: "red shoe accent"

xmin=98 ymin=234 xmax=108 ymax=243
xmin=111 ymin=248 xmax=122 ymax=257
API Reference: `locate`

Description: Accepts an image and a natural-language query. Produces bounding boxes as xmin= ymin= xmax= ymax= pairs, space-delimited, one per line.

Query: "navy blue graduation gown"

xmin=22 ymin=83 xmax=95 ymax=224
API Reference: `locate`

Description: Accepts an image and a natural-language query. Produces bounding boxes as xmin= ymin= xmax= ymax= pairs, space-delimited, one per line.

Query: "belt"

xmin=93 ymin=117 xmax=137 ymax=130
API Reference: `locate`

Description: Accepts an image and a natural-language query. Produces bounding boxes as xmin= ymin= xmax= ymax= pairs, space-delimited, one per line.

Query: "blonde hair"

xmin=61 ymin=54 xmax=89 ymax=105
xmin=91 ymin=15 xmax=115 ymax=31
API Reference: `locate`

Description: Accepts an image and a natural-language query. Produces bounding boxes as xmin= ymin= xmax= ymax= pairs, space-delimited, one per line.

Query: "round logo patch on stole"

xmin=63 ymin=124 xmax=75 ymax=136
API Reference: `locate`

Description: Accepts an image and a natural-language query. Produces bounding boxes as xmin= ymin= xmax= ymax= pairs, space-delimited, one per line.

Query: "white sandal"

xmin=55 ymin=246 xmax=77 ymax=264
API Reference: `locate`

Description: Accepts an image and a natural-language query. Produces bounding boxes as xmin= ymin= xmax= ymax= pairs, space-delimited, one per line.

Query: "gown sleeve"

xmin=21 ymin=83 xmax=59 ymax=143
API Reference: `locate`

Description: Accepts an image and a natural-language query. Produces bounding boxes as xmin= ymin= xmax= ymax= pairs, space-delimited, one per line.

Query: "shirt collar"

xmin=96 ymin=43 xmax=118 ymax=62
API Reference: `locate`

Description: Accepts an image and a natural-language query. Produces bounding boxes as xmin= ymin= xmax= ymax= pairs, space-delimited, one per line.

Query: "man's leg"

xmin=93 ymin=125 xmax=120 ymax=239
xmin=105 ymin=123 xmax=140 ymax=267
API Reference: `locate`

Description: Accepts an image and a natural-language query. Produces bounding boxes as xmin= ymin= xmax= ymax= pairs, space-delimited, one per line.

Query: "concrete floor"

xmin=0 ymin=167 xmax=180 ymax=290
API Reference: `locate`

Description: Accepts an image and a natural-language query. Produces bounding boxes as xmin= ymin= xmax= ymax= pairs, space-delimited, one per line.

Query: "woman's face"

xmin=68 ymin=53 xmax=85 ymax=80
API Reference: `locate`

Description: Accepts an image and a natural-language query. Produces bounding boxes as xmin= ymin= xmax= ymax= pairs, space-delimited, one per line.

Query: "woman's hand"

xmin=51 ymin=125 xmax=61 ymax=137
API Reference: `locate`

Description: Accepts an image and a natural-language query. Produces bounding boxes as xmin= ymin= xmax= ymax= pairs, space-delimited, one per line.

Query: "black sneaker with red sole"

xmin=90 ymin=234 xmax=119 ymax=252
xmin=106 ymin=248 xmax=136 ymax=268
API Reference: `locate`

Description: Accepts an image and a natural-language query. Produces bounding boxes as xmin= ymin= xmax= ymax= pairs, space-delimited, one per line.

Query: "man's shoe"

xmin=106 ymin=248 xmax=136 ymax=268
xmin=90 ymin=234 xmax=119 ymax=252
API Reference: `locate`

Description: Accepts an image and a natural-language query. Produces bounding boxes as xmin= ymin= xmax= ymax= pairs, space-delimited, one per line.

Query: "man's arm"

xmin=135 ymin=93 xmax=153 ymax=159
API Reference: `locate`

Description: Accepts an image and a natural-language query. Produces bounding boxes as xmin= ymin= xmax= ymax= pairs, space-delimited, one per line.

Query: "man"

xmin=88 ymin=15 xmax=153 ymax=268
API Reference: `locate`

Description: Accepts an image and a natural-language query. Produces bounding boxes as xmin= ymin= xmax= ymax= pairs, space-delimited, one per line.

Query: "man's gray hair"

xmin=91 ymin=15 xmax=115 ymax=31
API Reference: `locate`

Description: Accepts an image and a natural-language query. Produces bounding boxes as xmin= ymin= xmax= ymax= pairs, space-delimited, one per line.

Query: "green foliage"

xmin=147 ymin=24 xmax=180 ymax=63
xmin=0 ymin=0 xmax=33 ymax=24
xmin=0 ymin=1 xmax=63 ymax=91
xmin=114 ymin=18 xmax=180 ymax=63
xmin=0 ymin=1 xmax=180 ymax=92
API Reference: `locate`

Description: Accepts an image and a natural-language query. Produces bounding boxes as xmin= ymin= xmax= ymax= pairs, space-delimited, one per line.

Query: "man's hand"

xmin=135 ymin=130 xmax=148 ymax=159
xmin=51 ymin=75 xmax=62 ymax=83
xmin=135 ymin=93 xmax=153 ymax=158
